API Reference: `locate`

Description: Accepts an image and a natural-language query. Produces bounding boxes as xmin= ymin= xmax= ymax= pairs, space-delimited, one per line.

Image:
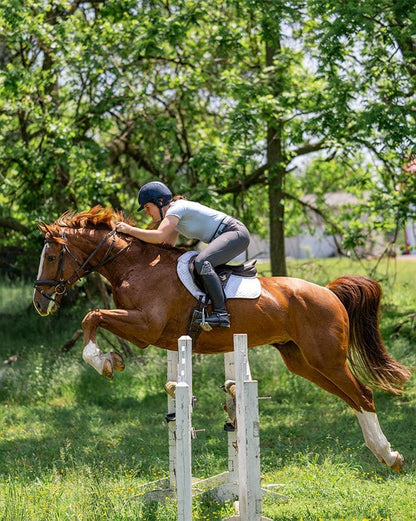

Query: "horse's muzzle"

xmin=33 ymin=289 xmax=60 ymax=316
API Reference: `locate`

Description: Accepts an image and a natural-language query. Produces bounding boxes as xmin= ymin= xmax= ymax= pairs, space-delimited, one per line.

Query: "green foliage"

xmin=1 ymin=0 xmax=416 ymax=276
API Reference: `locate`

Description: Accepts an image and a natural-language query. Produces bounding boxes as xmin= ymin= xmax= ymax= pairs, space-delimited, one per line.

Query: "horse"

xmin=33 ymin=206 xmax=411 ymax=472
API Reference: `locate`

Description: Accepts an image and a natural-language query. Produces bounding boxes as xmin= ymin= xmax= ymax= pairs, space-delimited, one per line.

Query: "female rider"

xmin=116 ymin=181 xmax=250 ymax=328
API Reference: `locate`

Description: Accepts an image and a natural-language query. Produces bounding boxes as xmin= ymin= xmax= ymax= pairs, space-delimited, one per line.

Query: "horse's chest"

xmin=112 ymin=282 xmax=141 ymax=308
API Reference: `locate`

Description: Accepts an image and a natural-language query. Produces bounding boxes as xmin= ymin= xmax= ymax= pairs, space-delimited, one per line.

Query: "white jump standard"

xmin=143 ymin=334 xmax=284 ymax=521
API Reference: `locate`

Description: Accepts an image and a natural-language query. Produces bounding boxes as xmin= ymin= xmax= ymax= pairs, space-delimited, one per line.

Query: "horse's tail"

xmin=327 ymin=275 xmax=412 ymax=394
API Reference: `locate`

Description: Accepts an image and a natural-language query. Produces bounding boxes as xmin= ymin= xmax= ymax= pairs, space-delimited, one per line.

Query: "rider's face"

xmin=143 ymin=202 xmax=161 ymax=222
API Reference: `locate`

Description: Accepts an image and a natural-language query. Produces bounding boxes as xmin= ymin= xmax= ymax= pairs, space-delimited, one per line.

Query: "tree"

xmin=1 ymin=0 xmax=415 ymax=277
xmin=303 ymin=0 xmax=416 ymax=255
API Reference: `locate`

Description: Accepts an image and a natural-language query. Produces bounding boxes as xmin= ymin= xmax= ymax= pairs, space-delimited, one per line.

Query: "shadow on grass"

xmin=0 ymin=368 xmax=171 ymax=480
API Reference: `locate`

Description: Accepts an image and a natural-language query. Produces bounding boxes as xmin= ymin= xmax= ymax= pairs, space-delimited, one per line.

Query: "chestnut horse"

xmin=33 ymin=206 xmax=411 ymax=472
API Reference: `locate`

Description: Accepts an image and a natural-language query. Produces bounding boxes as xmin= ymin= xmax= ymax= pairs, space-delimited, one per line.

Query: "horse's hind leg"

xmin=305 ymin=354 xmax=403 ymax=471
xmin=322 ymin=366 xmax=404 ymax=470
xmin=275 ymin=341 xmax=373 ymax=410
xmin=275 ymin=342 xmax=404 ymax=472
xmin=355 ymin=410 xmax=404 ymax=471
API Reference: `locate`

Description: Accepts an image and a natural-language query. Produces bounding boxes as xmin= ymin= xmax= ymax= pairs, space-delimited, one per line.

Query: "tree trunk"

xmin=267 ymin=125 xmax=287 ymax=277
xmin=265 ymin=38 xmax=287 ymax=277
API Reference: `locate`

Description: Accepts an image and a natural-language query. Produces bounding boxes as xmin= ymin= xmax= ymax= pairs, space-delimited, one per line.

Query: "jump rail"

xmin=142 ymin=334 xmax=286 ymax=520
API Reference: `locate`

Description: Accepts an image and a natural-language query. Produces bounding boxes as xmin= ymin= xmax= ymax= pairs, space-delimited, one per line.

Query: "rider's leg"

xmin=193 ymin=221 xmax=250 ymax=328
xmin=196 ymin=260 xmax=230 ymax=328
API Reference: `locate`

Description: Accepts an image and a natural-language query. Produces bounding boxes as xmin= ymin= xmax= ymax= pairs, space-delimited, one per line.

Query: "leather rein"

xmin=34 ymin=228 xmax=130 ymax=303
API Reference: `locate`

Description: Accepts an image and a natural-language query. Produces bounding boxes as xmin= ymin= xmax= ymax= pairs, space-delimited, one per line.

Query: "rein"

xmin=34 ymin=229 xmax=130 ymax=302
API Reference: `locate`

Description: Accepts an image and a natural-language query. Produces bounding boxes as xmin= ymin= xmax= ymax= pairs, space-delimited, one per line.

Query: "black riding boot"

xmin=194 ymin=267 xmax=230 ymax=328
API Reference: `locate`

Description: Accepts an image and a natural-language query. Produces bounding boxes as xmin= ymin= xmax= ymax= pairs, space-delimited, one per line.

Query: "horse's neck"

xmin=84 ymin=232 xmax=180 ymax=283
xmin=67 ymin=228 xmax=127 ymax=278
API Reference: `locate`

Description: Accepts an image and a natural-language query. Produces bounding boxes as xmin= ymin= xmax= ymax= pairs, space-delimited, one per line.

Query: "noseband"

xmin=34 ymin=229 xmax=129 ymax=303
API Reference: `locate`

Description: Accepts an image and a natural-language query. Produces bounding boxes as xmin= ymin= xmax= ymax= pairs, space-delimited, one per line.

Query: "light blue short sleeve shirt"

xmin=166 ymin=200 xmax=227 ymax=243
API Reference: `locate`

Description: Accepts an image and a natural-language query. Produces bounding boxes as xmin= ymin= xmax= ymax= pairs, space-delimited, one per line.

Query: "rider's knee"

xmin=194 ymin=259 xmax=213 ymax=275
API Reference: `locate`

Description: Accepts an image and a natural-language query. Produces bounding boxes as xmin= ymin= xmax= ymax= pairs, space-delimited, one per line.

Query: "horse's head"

xmin=33 ymin=222 xmax=79 ymax=315
xmin=33 ymin=206 xmax=130 ymax=316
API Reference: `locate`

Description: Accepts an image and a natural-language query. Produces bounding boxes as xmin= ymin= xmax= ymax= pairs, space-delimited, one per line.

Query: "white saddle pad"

xmin=177 ymin=251 xmax=261 ymax=301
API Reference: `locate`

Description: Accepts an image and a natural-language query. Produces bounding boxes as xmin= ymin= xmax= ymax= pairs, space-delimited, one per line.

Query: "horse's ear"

xmin=37 ymin=221 xmax=51 ymax=235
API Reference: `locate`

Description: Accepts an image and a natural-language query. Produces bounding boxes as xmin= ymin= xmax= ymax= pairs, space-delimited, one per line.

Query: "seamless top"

xmin=166 ymin=199 xmax=228 ymax=243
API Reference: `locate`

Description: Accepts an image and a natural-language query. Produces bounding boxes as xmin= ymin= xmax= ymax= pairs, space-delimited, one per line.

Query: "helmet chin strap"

xmin=157 ymin=200 xmax=170 ymax=220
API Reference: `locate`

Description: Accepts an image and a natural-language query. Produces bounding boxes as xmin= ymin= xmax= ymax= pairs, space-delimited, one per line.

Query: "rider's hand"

xmin=116 ymin=222 xmax=131 ymax=235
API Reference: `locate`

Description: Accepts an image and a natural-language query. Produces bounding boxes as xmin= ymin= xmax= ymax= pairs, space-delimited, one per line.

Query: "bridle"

xmin=34 ymin=228 xmax=130 ymax=303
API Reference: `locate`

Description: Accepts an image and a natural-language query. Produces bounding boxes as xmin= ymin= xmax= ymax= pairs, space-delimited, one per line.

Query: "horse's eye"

xmin=47 ymin=256 xmax=56 ymax=262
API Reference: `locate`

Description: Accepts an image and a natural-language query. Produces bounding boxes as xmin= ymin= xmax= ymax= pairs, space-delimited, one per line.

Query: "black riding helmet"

xmin=137 ymin=181 xmax=173 ymax=219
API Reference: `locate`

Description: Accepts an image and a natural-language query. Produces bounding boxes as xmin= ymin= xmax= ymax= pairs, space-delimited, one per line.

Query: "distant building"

xmin=246 ymin=192 xmax=388 ymax=261
xmin=403 ymin=158 xmax=416 ymax=255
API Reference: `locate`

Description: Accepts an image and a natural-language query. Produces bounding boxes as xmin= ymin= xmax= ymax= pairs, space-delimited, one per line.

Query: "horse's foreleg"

xmin=82 ymin=339 xmax=124 ymax=379
xmin=355 ymin=410 xmax=404 ymax=472
xmin=81 ymin=308 xmax=146 ymax=379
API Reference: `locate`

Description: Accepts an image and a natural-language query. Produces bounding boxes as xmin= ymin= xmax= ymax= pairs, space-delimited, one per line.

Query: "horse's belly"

xmin=193 ymin=299 xmax=290 ymax=354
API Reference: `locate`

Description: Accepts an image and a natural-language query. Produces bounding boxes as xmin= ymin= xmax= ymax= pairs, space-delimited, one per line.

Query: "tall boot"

xmin=194 ymin=264 xmax=230 ymax=328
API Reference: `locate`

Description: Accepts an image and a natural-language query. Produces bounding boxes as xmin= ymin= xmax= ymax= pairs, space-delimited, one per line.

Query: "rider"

xmin=116 ymin=181 xmax=250 ymax=328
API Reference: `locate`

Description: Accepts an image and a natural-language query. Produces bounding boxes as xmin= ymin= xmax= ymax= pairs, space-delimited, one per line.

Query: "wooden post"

xmin=176 ymin=336 xmax=193 ymax=521
xmin=176 ymin=381 xmax=192 ymax=521
xmin=143 ymin=334 xmax=284 ymax=518
xmin=167 ymin=349 xmax=179 ymax=491
xmin=224 ymin=334 xmax=273 ymax=521
xmin=224 ymin=352 xmax=239 ymax=486
xmin=177 ymin=336 xmax=192 ymax=393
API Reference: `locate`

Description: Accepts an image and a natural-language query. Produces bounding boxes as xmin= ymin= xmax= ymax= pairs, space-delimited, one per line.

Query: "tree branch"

xmin=0 ymin=216 xmax=30 ymax=235
xmin=217 ymin=163 xmax=269 ymax=194
xmin=292 ymin=140 xmax=328 ymax=157
xmin=284 ymin=191 xmax=346 ymax=255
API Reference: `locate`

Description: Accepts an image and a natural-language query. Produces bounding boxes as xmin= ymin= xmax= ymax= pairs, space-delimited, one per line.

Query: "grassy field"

xmin=0 ymin=257 xmax=415 ymax=520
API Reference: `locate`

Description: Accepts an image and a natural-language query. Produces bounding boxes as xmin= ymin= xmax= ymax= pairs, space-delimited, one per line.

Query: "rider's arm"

xmin=116 ymin=215 xmax=179 ymax=246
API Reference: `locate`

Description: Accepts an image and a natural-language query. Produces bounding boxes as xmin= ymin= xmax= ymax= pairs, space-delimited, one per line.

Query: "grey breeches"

xmin=193 ymin=218 xmax=250 ymax=275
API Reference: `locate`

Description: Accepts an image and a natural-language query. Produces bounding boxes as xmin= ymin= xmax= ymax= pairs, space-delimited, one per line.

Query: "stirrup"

xmin=194 ymin=311 xmax=230 ymax=329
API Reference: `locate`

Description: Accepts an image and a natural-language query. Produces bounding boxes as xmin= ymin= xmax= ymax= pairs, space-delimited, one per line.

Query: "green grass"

xmin=0 ymin=259 xmax=415 ymax=520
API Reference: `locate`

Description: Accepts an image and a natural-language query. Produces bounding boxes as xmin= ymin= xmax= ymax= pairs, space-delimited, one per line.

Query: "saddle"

xmin=188 ymin=255 xmax=258 ymax=294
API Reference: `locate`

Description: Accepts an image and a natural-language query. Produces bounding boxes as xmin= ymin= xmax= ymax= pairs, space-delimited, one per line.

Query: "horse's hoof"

xmin=390 ymin=453 xmax=404 ymax=473
xmin=111 ymin=352 xmax=125 ymax=372
xmin=102 ymin=358 xmax=114 ymax=380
